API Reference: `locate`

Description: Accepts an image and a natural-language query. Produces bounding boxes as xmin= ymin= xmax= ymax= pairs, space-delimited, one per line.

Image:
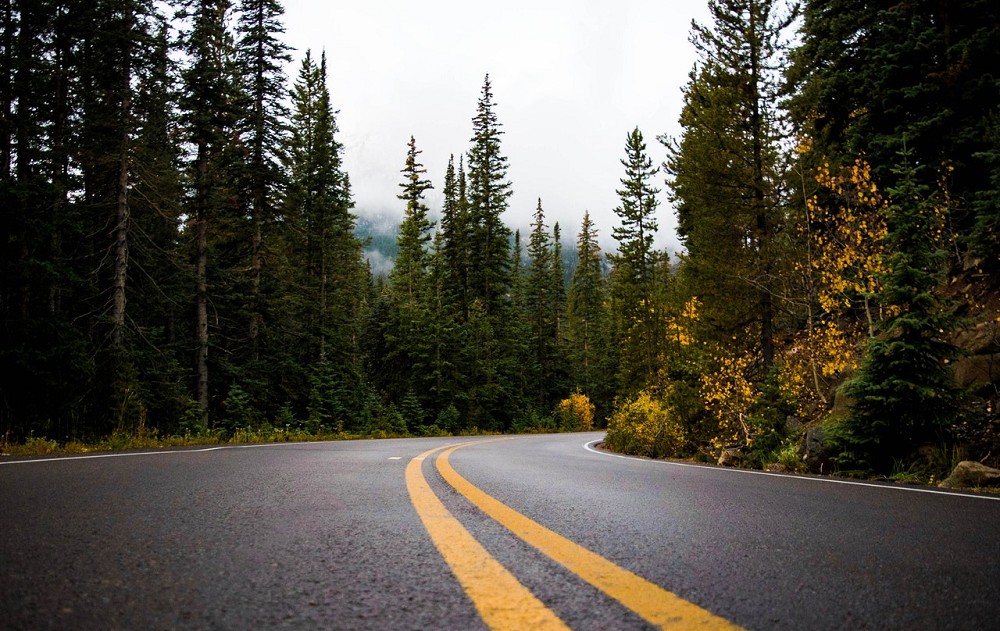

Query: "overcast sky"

xmin=281 ymin=0 xmax=712 ymax=253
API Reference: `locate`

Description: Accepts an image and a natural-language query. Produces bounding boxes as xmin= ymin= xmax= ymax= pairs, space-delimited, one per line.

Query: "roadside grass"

xmin=1 ymin=427 xmax=358 ymax=457
xmin=0 ymin=423 xmax=553 ymax=458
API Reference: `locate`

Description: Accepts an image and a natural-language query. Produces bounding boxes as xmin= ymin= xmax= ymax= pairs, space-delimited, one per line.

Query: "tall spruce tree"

xmin=523 ymin=199 xmax=561 ymax=408
xmin=128 ymin=22 xmax=192 ymax=431
xmin=76 ymin=0 xmax=170 ymax=432
xmin=233 ymin=0 xmax=291 ymax=369
xmin=285 ymin=50 xmax=369 ymax=428
xmin=179 ymin=0 xmax=242 ymax=426
xmin=391 ymin=135 xmax=434 ymax=300
xmin=665 ymin=0 xmax=795 ymax=375
xmin=835 ymin=157 xmax=961 ymax=474
xmin=376 ymin=135 xmax=436 ymax=408
xmin=2 ymin=1 xmax=97 ymax=438
xmin=566 ymin=211 xmax=612 ymax=410
xmin=611 ymin=127 xmax=662 ymax=390
xmin=465 ymin=74 xmax=512 ymax=314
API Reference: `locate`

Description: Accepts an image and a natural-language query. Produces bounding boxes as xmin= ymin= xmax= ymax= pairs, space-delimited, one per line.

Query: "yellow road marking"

xmin=437 ymin=442 xmax=743 ymax=630
xmin=406 ymin=443 xmax=570 ymax=630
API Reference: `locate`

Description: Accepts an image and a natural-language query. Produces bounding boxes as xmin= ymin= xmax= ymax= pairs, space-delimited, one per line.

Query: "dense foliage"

xmin=2 ymin=1 xmax=997 ymax=478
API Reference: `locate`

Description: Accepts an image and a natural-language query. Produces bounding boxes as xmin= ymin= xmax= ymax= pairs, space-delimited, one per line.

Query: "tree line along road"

xmin=2 ymin=432 xmax=998 ymax=629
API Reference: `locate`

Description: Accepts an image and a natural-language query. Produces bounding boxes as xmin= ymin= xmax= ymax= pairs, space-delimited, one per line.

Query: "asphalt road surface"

xmin=2 ymin=432 xmax=999 ymax=629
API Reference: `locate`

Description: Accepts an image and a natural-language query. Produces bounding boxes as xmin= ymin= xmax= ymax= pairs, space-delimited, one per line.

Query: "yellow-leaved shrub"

xmin=604 ymin=390 xmax=686 ymax=458
xmin=554 ymin=391 xmax=595 ymax=431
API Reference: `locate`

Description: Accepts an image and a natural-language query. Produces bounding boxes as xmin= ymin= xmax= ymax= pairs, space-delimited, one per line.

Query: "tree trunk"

xmin=111 ymin=15 xmax=132 ymax=351
xmin=195 ymin=143 xmax=210 ymax=426
xmin=749 ymin=1 xmax=775 ymax=372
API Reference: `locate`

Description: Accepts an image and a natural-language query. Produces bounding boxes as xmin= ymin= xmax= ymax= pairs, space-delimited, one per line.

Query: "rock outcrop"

xmin=939 ymin=461 xmax=1000 ymax=489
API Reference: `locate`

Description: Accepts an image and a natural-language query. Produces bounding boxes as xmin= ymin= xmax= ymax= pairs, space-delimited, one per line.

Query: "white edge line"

xmin=0 ymin=441 xmax=308 ymax=465
xmin=583 ymin=439 xmax=1000 ymax=502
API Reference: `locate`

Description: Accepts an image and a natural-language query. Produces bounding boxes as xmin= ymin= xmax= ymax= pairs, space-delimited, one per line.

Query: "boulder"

xmin=951 ymin=353 xmax=1000 ymax=391
xmin=718 ymin=447 xmax=742 ymax=467
xmin=799 ymin=426 xmax=831 ymax=474
xmin=940 ymin=461 xmax=1000 ymax=489
xmin=952 ymin=321 xmax=1000 ymax=355
xmin=831 ymin=383 xmax=855 ymax=418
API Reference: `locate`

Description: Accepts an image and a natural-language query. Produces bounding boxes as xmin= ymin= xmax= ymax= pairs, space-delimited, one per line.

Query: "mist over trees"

xmin=2 ymin=0 xmax=998 ymax=478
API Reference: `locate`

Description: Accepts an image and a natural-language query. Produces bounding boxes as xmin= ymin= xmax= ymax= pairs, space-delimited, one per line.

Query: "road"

xmin=2 ymin=432 xmax=998 ymax=629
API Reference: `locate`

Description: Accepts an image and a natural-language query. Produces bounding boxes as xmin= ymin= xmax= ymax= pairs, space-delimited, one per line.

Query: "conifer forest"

xmin=2 ymin=0 xmax=999 ymax=478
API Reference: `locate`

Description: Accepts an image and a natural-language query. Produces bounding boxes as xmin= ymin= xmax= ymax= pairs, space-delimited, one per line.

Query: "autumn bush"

xmin=555 ymin=391 xmax=595 ymax=431
xmin=604 ymin=390 xmax=686 ymax=458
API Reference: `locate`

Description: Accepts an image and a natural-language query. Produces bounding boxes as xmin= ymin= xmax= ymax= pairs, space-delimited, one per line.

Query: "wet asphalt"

xmin=2 ymin=432 xmax=998 ymax=630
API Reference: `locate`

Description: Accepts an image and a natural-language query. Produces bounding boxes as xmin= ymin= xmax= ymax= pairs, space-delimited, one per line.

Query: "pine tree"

xmin=421 ymin=230 xmax=460 ymax=418
xmin=179 ymin=0 xmax=242 ymax=426
xmin=834 ymin=156 xmax=961 ymax=474
xmin=2 ymin=1 xmax=97 ymax=438
xmin=524 ymin=199 xmax=557 ymax=407
xmin=76 ymin=0 xmax=176 ymax=433
xmin=127 ymin=22 xmax=192 ymax=431
xmin=284 ymin=49 xmax=369 ymax=427
xmin=566 ymin=211 xmax=612 ymax=409
xmin=391 ymin=135 xmax=434 ymax=301
xmin=465 ymin=74 xmax=512 ymax=314
xmin=611 ymin=127 xmax=661 ymax=389
xmin=377 ymin=135 xmax=437 ymax=410
xmin=665 ymin=0 xmax=795 ymax=374
xmin=551 ymin=221 xmax=566 ymax=344
xmin=233 ymin=0 xmax=291 ymax=364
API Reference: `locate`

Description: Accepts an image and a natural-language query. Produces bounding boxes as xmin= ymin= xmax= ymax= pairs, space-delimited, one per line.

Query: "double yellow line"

xmin=406 ymin=440 xmax=742 ymax=630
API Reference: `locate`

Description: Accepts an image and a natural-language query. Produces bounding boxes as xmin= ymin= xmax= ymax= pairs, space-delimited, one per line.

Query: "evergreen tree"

xmin=2 ymin=1 xmax=97 ymax=438
xmin=233 ymin=0 xmax=291 ymax=368
xmin=787 ymin=0 xmax=1000 ymax=259
xmin=439 ymin=154 xmax=471 ymax=320
xmin=465 ymin=74 xmax=512 ymax=314
xmin=566 ymin=211 xmax=613 ymax=413
xmin=391 ymin=135 xmax=434 ymax=300
xmin=420 ymin=230 xmax=460 ymax=418
xmin=611 ymin=127 xmax=662 ymax=390
xmin=834 ymin=156 xmax=961 ymax=474
xmin=127 ymin=22 xmax=192 ymax=432
xmin=284 ymin=49 xmax=369 ymax=427
xmin=77 ymin=0 xmax=175 ymax=433
xmin=179 ymin=0 xmax=242 ymax=426
xmin=665 ymin=0 xmax=795 ymax=374
xmin=551 ymin=221 xmax=566 ymax=344
xmin=438 ymin=75 xmax=524 ymax=430
xmin=377 ymin=135 xmax=436 ymax=410
xmin=524 ymin=199 xmax=558 ymax=408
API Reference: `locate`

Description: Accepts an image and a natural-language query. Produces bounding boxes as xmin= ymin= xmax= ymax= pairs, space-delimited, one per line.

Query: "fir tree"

xmin=524 ymin=199 xmax=556 ymax=407
xmin=665 ymin=0 xmax=795 ymax=374
xmin=391 ymin=135 xmax=434 ymax=301
xmin=835 ymin=156 xmax=961 ymax=474
xmin=284 ymin=49 xmax=369 ymax=423
xmin=233 ymin=0 xmax=291 ymax=362
xmin=611 ymin=127 xmax=661 ymax=389
xmin=567 ymin=211 xmax=611 ymax=408
xmin=440 ymin=154 xmax=472 ymax=320
xmin=465 ymin=74 xmax=512 ymax=314
xmin=377 ymin=135 xmax=436 ymax=409
xmin=179 ymin=0 xmax=242 ymax=426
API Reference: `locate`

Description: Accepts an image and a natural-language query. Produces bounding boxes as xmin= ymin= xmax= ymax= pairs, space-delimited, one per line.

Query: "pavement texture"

xmin=2 ymin=432 xmax=999 ymax=629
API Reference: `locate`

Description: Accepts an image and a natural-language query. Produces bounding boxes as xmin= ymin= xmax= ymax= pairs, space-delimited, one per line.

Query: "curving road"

xmin=2 ymin=432 xmax=998 ymax=629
